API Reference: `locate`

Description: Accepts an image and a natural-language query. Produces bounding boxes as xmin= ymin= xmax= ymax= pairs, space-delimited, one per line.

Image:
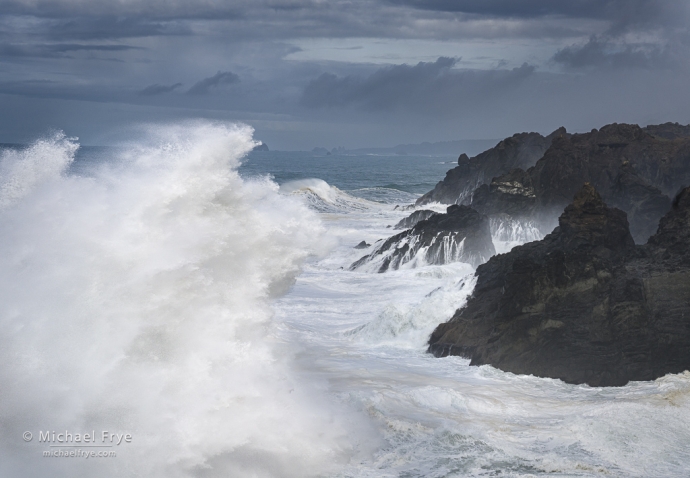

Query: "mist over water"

xmin=3 ymin=122 xmax=690 ymax=477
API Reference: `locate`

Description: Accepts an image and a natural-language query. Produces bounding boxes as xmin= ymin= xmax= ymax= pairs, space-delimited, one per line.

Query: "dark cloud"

xmin=139 ymin=83 xmax=183 ymax=96
xmin=187 ymin=71 xmax=240 ymax=95
xmin=0 ymin=0 xmax=686 ymax=44
xmin=387 ymin=1 xmax=690 ymax=43
xmin=46 ymin=17 xmax=189 ymax=40
xmin=301 ymin=57 xmax=535 ymax=115
xmin=0 ymin=79 xmax=123 ymax=103
xmin=553 ymin=36 xmax=671 ymax=69
xmin=386 ymin=0 xmax=679 ymax=24
xmin=0 ymin=42 xmax=141 ymax=58
xmin=0 ymin=0 xmax=687 ymax=150
xmin=387 ymin=0 xmax=609 ymax=17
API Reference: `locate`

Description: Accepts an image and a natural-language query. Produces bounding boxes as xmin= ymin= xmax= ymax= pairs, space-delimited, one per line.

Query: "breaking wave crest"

xmin=280 ymin=178 xmax=381 ymax=213
xmin=0 ymin=123 xmax=357 ymax=478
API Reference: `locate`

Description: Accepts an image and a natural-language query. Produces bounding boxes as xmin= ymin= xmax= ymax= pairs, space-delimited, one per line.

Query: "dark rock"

xmin=351 ymin=205 xmax=495 ymax=272
xmin=471 ymin=168 xmax=537 ymax=219
xmin=647 ymin=187 xmax=690 ymax=266
xmin=468 ymin=123 xmax=690 ymax=243
xmin=252 ymin=143 xmax=269 ymax=152
xmin=415 ymin=128 xmax=565 ymax=206
xmin=428 ymin=184 xmax=690 ymax=387
xmin=607 ymin=162 xmax=672 ymax=242
xmin=354 ymin=241 xmax=371 ymax=249
xmin=643 ymin=122 xmax=690 ymax=140
xmin=394 ymin=209 xmax=438 ymax=229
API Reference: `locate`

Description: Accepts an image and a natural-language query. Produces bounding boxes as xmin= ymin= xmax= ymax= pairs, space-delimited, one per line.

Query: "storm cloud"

xmin=139 ymin=83 xmax=183 ymax=96
xmin=187 ymin=71 xmax=240 ymax=95
xmin=0 ymin=0 xmax=688 ymax=149
xmin=302 ymin=58 xmax=535 ymax=114
xmin=0 ymin=42 xmax=141 ymax=58
xmin=553 ymin=36 xmax=672 ymax=69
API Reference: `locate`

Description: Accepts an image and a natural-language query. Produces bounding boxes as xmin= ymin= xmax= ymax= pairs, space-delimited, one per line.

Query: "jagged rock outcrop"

xmin=529 ymin=124 xmax=678 ymax=222
xmin=351 ymin=205 xmax=495 ymax=272
xmin=428 ymin=184 xmax=690 ymax=386
xmin=415 ymin=128 xmax=565 ymax=206
xmin=354 ymin=241 xmax=370 ymax=249
xmin=471 ymin=168 xmax=537 ymax=219
xmin=394 ymin=209 xmax=437 ymax=229
xmin=469 ymin=123 xmax=690 ymax=242
xmin=643 ymin=122 xmax=690 ymax=140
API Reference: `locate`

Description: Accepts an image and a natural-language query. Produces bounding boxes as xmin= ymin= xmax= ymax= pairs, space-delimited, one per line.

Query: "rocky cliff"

xmin=351 ymin=205 xmax=495 ymax=272
xmin=415 ymin=128 xmax=565 ymax=206
xmin=643 ymin=122 xmax=690 ymax=140
xmin=468 ymin=123 xmax=690 ymax=243
xmin=428 ymin=184 xmax=690 ymax=386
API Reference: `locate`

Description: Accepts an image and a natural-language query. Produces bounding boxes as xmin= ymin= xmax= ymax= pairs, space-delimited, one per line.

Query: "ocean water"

xmin=1 ymin=123 xmax=690 ymax=477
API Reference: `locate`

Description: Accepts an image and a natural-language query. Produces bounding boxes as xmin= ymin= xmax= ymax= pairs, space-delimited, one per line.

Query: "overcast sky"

xmin=1 ymin=0 xmax=689 ymax=149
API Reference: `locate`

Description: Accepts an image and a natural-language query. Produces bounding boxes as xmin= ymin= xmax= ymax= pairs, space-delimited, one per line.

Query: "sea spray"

xmin=0 ymin=122 xmax=363 ymax=477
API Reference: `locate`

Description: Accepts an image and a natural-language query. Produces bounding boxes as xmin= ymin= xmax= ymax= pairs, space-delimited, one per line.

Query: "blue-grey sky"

xmin=1 ymin=0 xmax=689 ymax=149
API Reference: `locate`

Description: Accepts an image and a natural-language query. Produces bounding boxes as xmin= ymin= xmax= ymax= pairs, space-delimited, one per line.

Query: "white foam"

xmin=0 ymin=132 xmax=78 ymax=208
xmin=348 ymin=265 xmax=476 ymax=348
xmin=275 ymin=186 xmax=690 ymax=477
xmin=280 ymin=178 xmax=380 ymax=213
xmin=0 ymin=123 xmax=365 ymax=477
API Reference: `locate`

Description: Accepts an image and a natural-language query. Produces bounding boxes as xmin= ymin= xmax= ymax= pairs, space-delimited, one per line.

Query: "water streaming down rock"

xmin=489 ymin=214 xmax=542 ymax=243
xmin=350 ymin=204 xmax=495 ymax=272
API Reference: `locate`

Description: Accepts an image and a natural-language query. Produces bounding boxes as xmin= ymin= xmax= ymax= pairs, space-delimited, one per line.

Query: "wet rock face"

xmin=428 ymin=185 xmax=690 ymax=387
xmin=415 ymin=128 xmax=564 ymax=206
xmin=351 ymin=205 xmax=495 ymax=272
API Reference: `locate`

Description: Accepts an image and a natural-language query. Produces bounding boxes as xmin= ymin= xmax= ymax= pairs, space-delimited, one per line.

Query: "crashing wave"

xmin=280 ymin=178 xmax=378 ymax=213
xmin=0 ymin=123 xmax=354 ymax=478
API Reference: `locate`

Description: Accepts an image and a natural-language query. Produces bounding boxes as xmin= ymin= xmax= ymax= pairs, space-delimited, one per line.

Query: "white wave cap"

xmin=0 ymin=132 xmax=78 ymax=208
xmin=0 ymin=122 xmax=357 ymax=477
xmin=280 ymin=178 xmax=377 ymax=213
